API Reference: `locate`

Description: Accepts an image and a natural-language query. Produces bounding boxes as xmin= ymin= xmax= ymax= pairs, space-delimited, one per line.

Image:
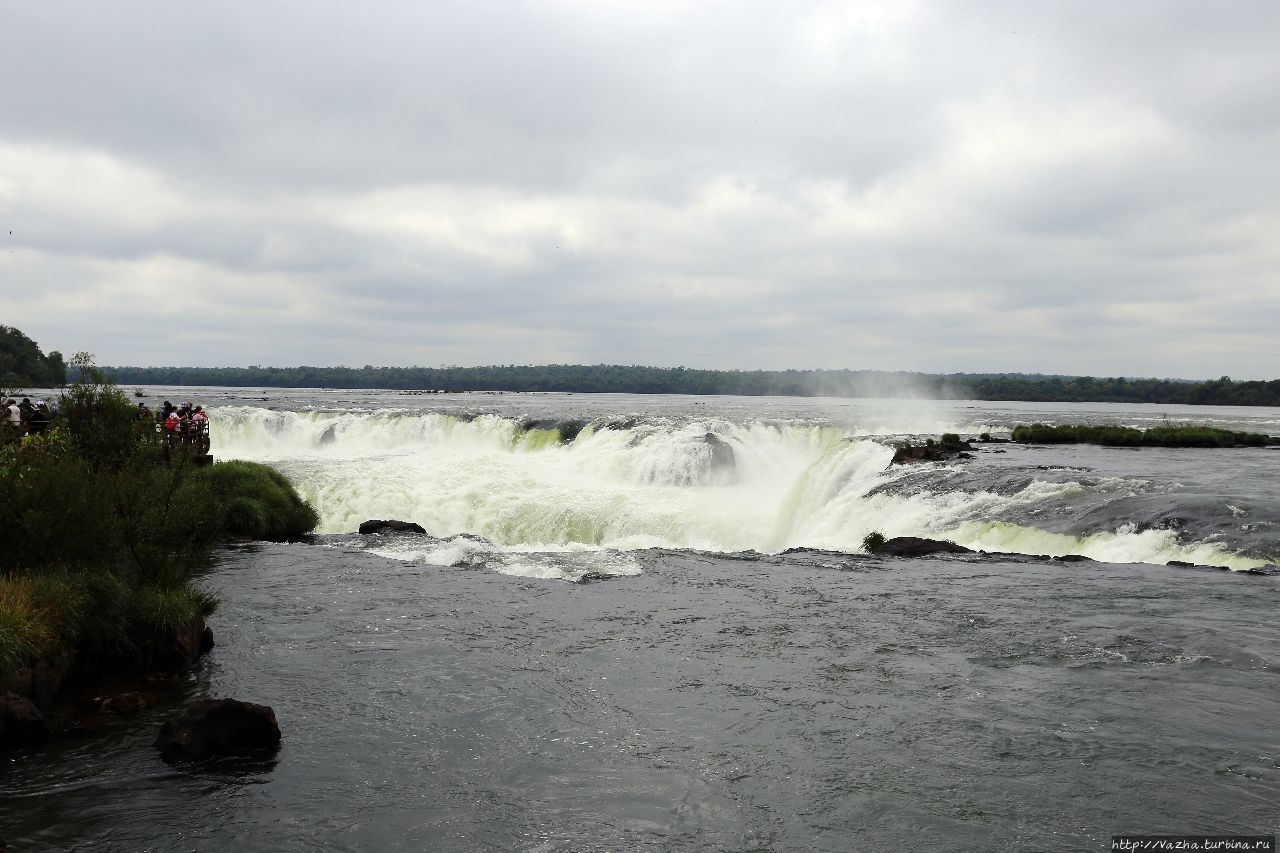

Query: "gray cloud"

xmin=2 ymin=0 xmax=1278 ymax=379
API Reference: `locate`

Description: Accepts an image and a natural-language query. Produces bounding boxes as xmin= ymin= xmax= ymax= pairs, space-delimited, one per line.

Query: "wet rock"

xmin=890 ymin=437 xmax=974 ymax=465
xmin=359 ymin=519 xmax=427 ymax=535
xmin=142 ymin=617 xmax=211 ymax=673
xmin=703 ymin=433 xmax=735 ymax=472
xmin=871 ymin=537 xmax=974 ymax=557
xmin=70 ymin=616 xmax=210 ymax=679
xmin=1056 ymin=554 xmax=1095 ymax=563
xmin=0 ymin=647 xmax=75 ymax=711
xmin=0 ymin=692 xmax=50 ymax=749
xmin=519 ymin=417 xmax=585 ymax=442
xmin=318 ymin=424 xmax=338 ymax=446
xmin=99 ymin=692 xmax=146 ymax=715
xmin=557 ymin=420 xmax=585 ymax=443
xmin=1167 ymin=560 xmax=1195 ymax=568
xmin=156 ymin=698 xmax=281 ymax=762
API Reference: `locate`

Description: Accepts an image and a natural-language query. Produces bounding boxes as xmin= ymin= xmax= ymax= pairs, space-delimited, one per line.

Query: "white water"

xmin=212 ymin=406 xmax=1266 ymax=572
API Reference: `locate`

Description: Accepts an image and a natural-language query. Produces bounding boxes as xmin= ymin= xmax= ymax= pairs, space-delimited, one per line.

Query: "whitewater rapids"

xmin=209 ymin=405 xmax=1270 ymax=573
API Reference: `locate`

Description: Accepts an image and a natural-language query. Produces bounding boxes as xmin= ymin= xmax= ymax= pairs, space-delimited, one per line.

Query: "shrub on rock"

xmin=200 ymin=461 xmax=319 ymax=540
xmin=358 ymin=519 xmax=427 ymax=535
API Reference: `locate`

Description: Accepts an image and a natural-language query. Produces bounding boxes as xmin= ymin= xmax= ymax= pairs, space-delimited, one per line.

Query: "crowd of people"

xmin=4 ymin=397 xmax=54 ymax=435
xmin=137 ymin=400 xmax=212 ymax=453
xmin=4 ymin=394 xmax=212 ymax=455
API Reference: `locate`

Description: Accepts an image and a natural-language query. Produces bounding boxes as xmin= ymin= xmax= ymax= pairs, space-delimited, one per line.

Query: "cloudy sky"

xmin=2 ymin=1 xmax=1278 ymax=378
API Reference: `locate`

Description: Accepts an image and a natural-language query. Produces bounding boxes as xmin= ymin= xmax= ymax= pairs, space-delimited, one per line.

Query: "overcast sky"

xmin=2 ymin=1 xmax=1278 ymax=378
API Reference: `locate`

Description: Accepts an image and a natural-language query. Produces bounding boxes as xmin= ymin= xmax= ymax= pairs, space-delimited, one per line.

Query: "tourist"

xmin=5 ymin=398 xmax=21 ymax=433
xmin=164 ymin=407 xmax=181 ymax=447
xmin=192 ymin=406 xmax=210 ymax=452
xmin=28 ymin=400 xmax=50 ymax=435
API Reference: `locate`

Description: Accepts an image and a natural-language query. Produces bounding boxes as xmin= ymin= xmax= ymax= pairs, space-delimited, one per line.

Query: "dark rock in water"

xmin=703 ymin=433 xmax=735 ymax=472
xmin=891 ymin=438 xmax=974 ymax=465
xmin=1167 ymin=560 xmax=1195 ymax=568
xmin=1 ymin=692 xmax=50 ymax=749
xmin=318 ymin=424 xmax=338 ymax=446
xmin=519 ymin=418 xmax=585 ymax=442
xmin=1244 ymin=564 xmax=1279 ymax=576
xmin=30 ymin=648 xmax=74 ymax=710
xmin=0 ymin=647 xmax=75 ymax=711
xmin=156 ymin=698 xmax=281 ymax=762
xmin=871 ymin=537 xmax=973 ymax=557
xmin=557 ymin=420 xmax=585 ymax=443
xmin=67 ymin=616 xmax=209 ymax=682
xmin=99 ymin=692 xmax=146 ymax=715
xmin=144 ymin=617 xmax=212 ymax=674
xmin=1056 ymin=554 xmax=1095 ymax=563
xmin=359 ymin=519 xmax=427 ymax=535
xmin=576 ymin=571 xmax=615 ymax=583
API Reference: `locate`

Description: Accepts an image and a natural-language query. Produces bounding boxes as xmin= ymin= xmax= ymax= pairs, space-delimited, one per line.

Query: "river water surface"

xmin=3 ymin=391 xmax=1278 ymax=850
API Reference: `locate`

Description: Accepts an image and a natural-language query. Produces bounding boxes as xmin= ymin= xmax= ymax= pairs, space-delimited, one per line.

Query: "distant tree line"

xmin=0 ymin=326 xmax=66 ymax=388
xmin=98 ymin=364 xmax=1280 ymax=407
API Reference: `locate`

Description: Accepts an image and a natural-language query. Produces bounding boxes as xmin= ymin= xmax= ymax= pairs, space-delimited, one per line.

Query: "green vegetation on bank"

xmin=0 ymin=355 xmax=317 ymax=683
xmin=1011 ymin=423 xmax=1277 ymax=447
xmin=1 ymin=325 xmax=66 ymax=389
xmin=203 ymin=461 xmax=319 ymax=540
xmin=99 ymin=364 xmax=1280 ymax=407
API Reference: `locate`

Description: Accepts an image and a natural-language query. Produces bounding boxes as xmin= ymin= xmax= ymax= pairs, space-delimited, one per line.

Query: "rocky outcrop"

xmin=703 ymin=433 xmax=736 ymax=473
xmin=70 ymin=617 xmax=214 ymax=681
xmin=141 ymin=618 xmax=214 ymax=674
xmin=869 ymin=537 xmax=974 ymax=557
xmin=358 ymin=519 xmax=427 ymax=535
xmin=155 ymin=698 xmax=281 ymax=761
xmin=0 ymin=648 xmax=75 ymax=710
xmin=99 ymin=692 xmax=146 ymax=715
xmin=891 ymin=437 xmax=974 ymax=465
xmin=0 ymin=692 xmax=50 ymax=749
xmin=0 ymin=617 xmax=215 ymax=751
xmin=518 ymin=418 xmax=586 ymax=443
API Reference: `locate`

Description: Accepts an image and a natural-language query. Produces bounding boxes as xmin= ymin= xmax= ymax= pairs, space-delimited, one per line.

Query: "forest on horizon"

xmin=98 ymin=363 xmax=1280 ymax=407
xmin=5 ymin=326 xmax=1277 ymax=406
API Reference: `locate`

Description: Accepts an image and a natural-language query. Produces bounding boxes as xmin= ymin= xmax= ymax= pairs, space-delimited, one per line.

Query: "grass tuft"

xmin=131 ymin=584 xmax=219 ymax=637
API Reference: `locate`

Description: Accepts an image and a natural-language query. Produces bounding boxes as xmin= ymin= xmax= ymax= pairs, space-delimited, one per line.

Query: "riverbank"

xmin=0 ymin=362 xmax=317 ymax=752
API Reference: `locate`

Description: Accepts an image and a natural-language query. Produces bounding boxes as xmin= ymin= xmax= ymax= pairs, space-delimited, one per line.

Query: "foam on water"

xmin=213 ymin=406 xmax=1268 ymax=571
xmin=358 ymin=536 xmax=645 ymax=582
